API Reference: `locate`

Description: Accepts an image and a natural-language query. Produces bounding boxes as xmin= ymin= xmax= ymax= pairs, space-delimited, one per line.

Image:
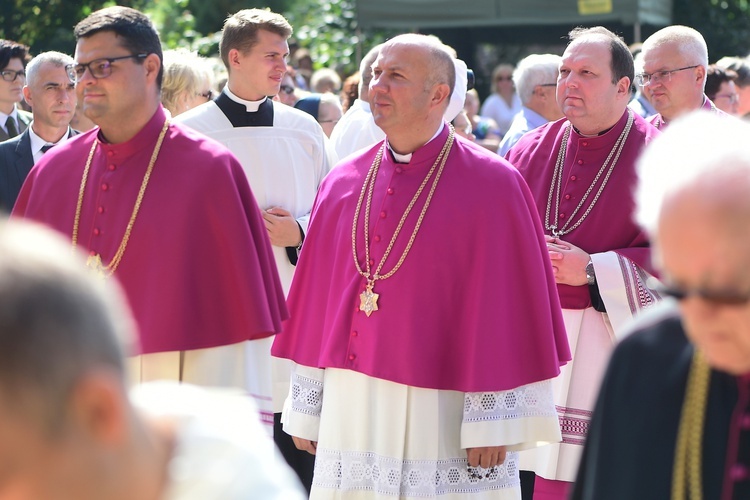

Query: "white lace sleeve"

xmin=280 ymin=363 xmax=324 ymax=442
xmin=461 ymin=379 xmax=561 ymax=452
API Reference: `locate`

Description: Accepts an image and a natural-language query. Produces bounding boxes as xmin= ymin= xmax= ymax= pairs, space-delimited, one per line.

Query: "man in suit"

xmin=0 ymin=39 xmax=32 ymax=142
xmin=0 ymin=51 xmax=77 ymax=213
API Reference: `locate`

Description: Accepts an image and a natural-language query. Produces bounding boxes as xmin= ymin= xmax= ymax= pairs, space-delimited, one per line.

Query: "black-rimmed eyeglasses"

xmin=66 ymin=54 xmax=148 ymax=83
xmin=196 ymin=89 xmax=214 ymax=100
xmin=279 ymin=84 xmax=295 ymax=95
xmin=648 ymin=277 xmax=750 ymax=307
xmin=635 ymin=65 xmax=700 ymax=87
xmin=0 ymin=69 xmax=25 ymax=82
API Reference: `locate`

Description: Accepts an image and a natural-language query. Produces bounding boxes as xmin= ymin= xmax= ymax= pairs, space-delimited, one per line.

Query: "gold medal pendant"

xmin=86 ymin=253 xmax=107 ymax=279
xmin=359 ymin=282 xmax=380 ymax=317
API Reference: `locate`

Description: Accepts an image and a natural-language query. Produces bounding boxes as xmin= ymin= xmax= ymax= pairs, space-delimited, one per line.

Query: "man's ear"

xmin=143 ymin=53 xmax=161 ymax=86
xmin=432 ymin=82 xmax=451 ymax=109
xmin=616 ymin=76 xmax=631 ymax=99
xmin=68 ymin=370 xmax=129 ymax=446
xmin=22 ymin=86 xmax=32 ymax=108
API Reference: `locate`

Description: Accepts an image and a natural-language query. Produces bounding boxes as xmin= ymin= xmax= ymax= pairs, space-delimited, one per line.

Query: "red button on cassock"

xmin=101 ymin=183 xmax=109 ymax=191
xmin=93 ymin=228 xmax=101 ymax=236
xmin=97 ymin=206 xmax=104 ymax=214
xmin=348 ymin=354 xmax=356 ymax=361
xmin=387 ymin=187 xmax=394 ymax=195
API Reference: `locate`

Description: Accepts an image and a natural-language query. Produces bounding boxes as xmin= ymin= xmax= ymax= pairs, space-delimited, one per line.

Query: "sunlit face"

xmin=657 ymin=193 xmax=750 ymax=375
xmin=370 ymin=42 xmax=434 ymax=137
xmin=641 ymin=43 xmax=704 ymax=121
xmin=74 ymin=31 xmax=152 ymax=129
xmin=0 ymin=58 xmax=25 ymax=112
xmin=711 ymin=80 xmax=739 ymax=116
xmin=229 ymin=29 xmax=288 ymax=101
xmin=557 ymin=37 xmax=627 ymax=133
xmin=24 ymin=62 xmax=76 ymax=131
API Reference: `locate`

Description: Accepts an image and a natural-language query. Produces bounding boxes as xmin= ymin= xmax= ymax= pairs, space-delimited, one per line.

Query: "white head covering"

xmin=444 ymin=58 xmax=468 ymax=122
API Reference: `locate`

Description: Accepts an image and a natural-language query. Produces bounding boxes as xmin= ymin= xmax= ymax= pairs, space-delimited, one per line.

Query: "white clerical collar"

xmin=224 ymin=86 xmax=267 ymax=112
xmin=387 ymin=123 xmax=444 ymax=163
xmin=29 ymin=124 xmax=69 ymax=153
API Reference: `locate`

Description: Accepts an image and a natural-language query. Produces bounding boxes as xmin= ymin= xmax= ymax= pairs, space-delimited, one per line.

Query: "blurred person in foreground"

xmin=572 ymin=111 xmax=750 ymax=500
xmin=0 ymin=219 xmax=305 ymax=499
xmin=272 ymin=32 xmax=570 ymax=499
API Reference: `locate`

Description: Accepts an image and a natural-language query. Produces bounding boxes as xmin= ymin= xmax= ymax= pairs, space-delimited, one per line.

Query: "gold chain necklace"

xmin=72 ymin=120 xmax=170 ymax=278
xmin=671 ymin=350 xmax=710 ymax=500
xmin=545 ymin=111 xmax=633 ymax=237
xmin=351 ymin=126 xmax=455 ymax=317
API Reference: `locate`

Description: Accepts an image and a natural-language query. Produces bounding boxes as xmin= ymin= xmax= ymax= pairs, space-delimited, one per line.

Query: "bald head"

xmin=641 ymin=25 xmax=708 ymax=71
xmin=383 ymin=34 xmax=455 ymax=100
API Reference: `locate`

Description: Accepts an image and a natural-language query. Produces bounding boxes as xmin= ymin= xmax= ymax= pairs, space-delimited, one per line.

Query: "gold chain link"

xmin=71 ymin=120 xmax=170 ymax=276
xmin=351 ymin=126 xmax=455 ymax=285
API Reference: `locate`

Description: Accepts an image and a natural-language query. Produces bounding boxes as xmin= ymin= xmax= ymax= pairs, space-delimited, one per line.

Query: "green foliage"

xmin=187 ymin=0 xmax=293 ymax=36
xmin=285 ymin=0 xmax=390 ymax=77
xmin=0 ymin=0 xmax=147 ymax=55
xmin=673 ymin=0 xmax=750 ymax=59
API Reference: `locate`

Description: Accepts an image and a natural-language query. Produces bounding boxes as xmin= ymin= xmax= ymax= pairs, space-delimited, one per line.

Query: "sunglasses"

xmin=280 ymin=84 xmax=295 ymax=95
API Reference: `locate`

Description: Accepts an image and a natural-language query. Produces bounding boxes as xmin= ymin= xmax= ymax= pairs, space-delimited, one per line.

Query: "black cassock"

xmin=571 ymin=303 xmax=750 ymax=500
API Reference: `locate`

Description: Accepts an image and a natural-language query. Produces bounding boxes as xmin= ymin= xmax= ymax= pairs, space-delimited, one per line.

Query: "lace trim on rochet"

xmin=463 ymin=380 xmax=556 ymax=423
xmin=290 ymin=373 xmax=323 ymax=417
xmin=313 ymin=449 xmax=519 ymax=496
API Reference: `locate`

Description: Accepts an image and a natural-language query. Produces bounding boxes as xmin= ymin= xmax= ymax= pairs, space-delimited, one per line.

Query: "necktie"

xmin=40 ymin=144 xmax=54 ymax=154
xmin=5 ymin=116 xmax=18 ymax=138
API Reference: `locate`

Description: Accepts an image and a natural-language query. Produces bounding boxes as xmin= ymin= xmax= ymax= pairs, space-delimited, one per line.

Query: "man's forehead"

xmin=642 ymin=43 xmax=684 ymax=70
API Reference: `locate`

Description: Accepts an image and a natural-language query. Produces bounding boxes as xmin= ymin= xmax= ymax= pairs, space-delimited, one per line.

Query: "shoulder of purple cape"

xmin=273 ymin=129 xmax=571 ymax=393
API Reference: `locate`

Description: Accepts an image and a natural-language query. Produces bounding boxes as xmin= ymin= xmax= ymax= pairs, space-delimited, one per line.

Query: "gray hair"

xmin=636 ymin=111 xmax=750 ymax=235
xmin=0 ymin=220 xmax=134 ymax=431
xmin=25 ymin=51 xmax=74 ymax=87
xmin=359 ymin=44 xmax=383 ymax=94
xmin=513 ymin=53 xmax=561 ymax=106
xmin=642 ymin=25 xmax=709 ymax=70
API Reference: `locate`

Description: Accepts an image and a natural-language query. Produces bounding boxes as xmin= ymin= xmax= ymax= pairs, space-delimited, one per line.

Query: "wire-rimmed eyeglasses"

xmin=66 ymin=54 xmax=148 ymax=83
xmin=635 ymin=65 xmax=699 ymax=87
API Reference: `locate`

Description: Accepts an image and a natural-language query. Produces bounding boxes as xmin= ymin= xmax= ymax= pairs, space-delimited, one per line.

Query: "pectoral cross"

xmin=86 ymin=253 xmax=107 ymax=280
xmin=359 ymin=282 xmax=380 ymax=317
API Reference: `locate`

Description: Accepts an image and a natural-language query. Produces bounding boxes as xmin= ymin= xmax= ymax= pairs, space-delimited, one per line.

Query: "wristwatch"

xmin=585 ymin=259 xmax=596 ymax=286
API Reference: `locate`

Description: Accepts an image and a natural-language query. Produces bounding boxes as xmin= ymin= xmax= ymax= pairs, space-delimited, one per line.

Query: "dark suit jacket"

xmin=0 ymin=127 xmax=78 ymax=213
xmin=0 ymin=109 xmax=32 ymax=142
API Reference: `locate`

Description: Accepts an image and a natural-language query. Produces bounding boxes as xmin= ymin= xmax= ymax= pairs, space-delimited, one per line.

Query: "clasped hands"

xmin=546 ymin=235 xmax=590 ymax=286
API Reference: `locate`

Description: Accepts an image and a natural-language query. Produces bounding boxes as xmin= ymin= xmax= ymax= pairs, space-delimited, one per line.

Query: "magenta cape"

xmin=272 ymin=124 xmax=570 ymax=393
xmin=14 ymin=107 xmax=287 ymax=354
xmin=506 ymin=110 xmax=659 ymax=310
